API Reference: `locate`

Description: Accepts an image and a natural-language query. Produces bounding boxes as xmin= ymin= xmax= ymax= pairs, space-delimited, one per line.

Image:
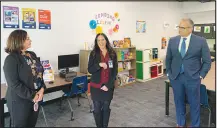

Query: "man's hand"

xmin=100 ymin=85 xmax=108 ymax=91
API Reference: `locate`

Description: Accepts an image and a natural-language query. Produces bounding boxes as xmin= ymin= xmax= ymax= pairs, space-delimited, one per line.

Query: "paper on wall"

xmin=204 ymin=26 xmax=210 ymax=33
xmin=194 ymin=26 xmax=201 ymax=32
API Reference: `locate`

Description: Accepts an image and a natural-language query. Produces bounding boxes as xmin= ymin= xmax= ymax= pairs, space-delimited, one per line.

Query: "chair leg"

xmin=66 ymin=98 xmax=74 ymax=121
xmin=76 ymin=94 xmax=81 ymax=106
xmin=59 ymin=94 xmax=65 ymax=110
xmin=84 ymin=92 xmax=93 ymax=113
xmin=208 ymin=108 xmax=211 ymax=127
xmin=40 ymin=106 xmax=48 ymax=127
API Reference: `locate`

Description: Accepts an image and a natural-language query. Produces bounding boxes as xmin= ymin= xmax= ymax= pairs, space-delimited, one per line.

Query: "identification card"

xmin=108 ymin=60 xmax=113 ymax=68
xmin=34 ymin=102 xmax=39 ymax=111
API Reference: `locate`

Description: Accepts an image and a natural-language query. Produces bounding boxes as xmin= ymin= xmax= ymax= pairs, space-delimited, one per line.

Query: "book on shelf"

xmin=117 ymin=74 xmax=136 ymax=86
xmin=41 ymin=60 xmax=54 ymax=82
xmin=116 ymin=49 xmax=134 ymax=61
xmin=112 ymin=37 xmax=131 ymax=48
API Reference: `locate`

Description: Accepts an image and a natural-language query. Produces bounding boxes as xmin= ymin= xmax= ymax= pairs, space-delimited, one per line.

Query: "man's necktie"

xmin=180 ymin=38 xmax=187 ymax=73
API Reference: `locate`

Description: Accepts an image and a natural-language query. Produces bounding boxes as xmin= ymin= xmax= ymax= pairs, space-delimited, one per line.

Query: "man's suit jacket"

xmin=166 ymin=34 xmax=211 ymax=80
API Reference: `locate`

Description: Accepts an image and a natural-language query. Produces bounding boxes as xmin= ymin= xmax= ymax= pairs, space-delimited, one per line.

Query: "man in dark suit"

xmin=166 ymin=18 xmax=211 ymax=127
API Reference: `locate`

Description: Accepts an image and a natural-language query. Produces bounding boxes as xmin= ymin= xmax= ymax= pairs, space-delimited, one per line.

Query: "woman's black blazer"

xmin=88 ymin=51 xmax=118 ymax=89
xmin=3 ymin=51 xmax=46 ymax=102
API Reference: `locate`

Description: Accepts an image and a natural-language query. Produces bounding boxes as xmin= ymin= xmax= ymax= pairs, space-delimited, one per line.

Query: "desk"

xmin=165 ymin=62 xmax=216 ymax=122
xmin=1 ymin=73 xmax=86 ymax=128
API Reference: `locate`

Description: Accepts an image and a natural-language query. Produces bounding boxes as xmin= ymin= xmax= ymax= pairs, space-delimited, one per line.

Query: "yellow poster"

xmin=22 ymin=8 xmax=36 ymax=29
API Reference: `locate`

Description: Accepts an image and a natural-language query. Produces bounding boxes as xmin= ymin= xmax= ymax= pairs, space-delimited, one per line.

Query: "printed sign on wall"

xmin=3 ymin=6 xmax=19 ymax=28
xmin=38 ymin=9 xmax=51 ymax=29
xmin=136 ymin=21 xmax=146 ymax=33
xmin=22 ymin=8 xmax=36 ymax=29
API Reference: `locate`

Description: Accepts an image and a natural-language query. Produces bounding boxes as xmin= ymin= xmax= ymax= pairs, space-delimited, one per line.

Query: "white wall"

xmin=185 ymin=10 xmax=215 ymax=24
xmin=182 ymin=1 xmax=215 ymax=13
xmin=1 ymin=2 xmax=184 ymax=83
xmin=182 ymin=1 xmax=215 ymax=23
xmin=182 ymin=2 xmax=215 ymax=51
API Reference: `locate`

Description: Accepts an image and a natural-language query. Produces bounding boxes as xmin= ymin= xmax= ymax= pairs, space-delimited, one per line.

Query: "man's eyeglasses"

xmin=176 ymin=26 xmax=191 ymax=30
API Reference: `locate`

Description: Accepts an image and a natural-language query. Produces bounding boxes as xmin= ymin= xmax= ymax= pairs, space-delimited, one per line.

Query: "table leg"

xmin=0 ymin=99 xmax=5 ymax=128
xmin=165 ymin=83 xmax=169 ymax=116
xmin=208 ymin=90 xmax=216 ymax=125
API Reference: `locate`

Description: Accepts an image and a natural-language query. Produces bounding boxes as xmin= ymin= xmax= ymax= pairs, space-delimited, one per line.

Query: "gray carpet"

xmin=4 ymin=75 xmax=214 ymax=127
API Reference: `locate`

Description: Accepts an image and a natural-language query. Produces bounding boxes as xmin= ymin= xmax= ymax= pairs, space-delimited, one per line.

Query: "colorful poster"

xmin=204 ymin=26 xmax=210 ymax=33
xmin=38 ymin=9 xmax=51 ymax=29
xmin=136 ymin=21 xmax=146 ymax=33
xmin=3 ymin=6 xmax=19 ymax=28
xmin=22 ymin=8 xmax=36 ymax=29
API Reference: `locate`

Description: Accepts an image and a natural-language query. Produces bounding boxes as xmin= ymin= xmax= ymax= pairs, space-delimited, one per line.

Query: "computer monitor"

xmin=58 ymin=54 xmax=79 ymax=72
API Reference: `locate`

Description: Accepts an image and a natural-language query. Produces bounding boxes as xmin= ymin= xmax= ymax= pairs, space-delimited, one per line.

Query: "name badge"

xmin=108 ymin=60 xmax=113 ymax=68
xmin=34 ymin=102 xmax=39 ymax=111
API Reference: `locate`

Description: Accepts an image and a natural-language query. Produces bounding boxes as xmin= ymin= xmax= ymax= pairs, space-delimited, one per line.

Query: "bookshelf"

xmin=114 ymin=47 xmax=136 ymax=87
xmin=79 ymin=47 xmax=137 ymax=87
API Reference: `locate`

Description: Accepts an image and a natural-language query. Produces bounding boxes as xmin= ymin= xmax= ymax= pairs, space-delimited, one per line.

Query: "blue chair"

xmin=185 ymin=84 xmax=212 ymax=127
xmin=200 ymin=84 xmax=212 ymax=127
xmin=61 ymin=75 xmax=92 ymax=121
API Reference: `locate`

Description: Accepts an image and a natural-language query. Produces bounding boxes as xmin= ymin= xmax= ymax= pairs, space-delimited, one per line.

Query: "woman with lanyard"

xmin=88 ymin=33 xmax=118 ymax=127
xmin=3 ymin=29 xmax=46 ymax=127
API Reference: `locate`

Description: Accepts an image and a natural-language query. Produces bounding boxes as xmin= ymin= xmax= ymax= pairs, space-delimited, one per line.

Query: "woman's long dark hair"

xmin=92 ymin=33 xmax=116 ymax=60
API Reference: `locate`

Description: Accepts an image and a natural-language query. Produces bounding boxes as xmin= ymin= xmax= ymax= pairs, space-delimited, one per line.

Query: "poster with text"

xmin=136 ymin=21 xmax=146 ymax=33
xmin=3 ymin=6 xmax=19 ymax=28
xmin=38 ymin=9 xmax=51 ymax=29
xmin=22 ymin=8 xmax=36 ymax=29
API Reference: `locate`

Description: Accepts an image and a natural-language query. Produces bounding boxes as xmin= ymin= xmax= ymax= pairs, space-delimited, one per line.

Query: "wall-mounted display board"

xmin=193 ymin=23 xmax=215 ymax=39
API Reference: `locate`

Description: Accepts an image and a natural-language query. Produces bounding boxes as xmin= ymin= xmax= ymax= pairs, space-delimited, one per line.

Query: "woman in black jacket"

xmin=3 ymin=29 xmax=46 ymax=127
xmin=88 ymin=33 xmax=118 ymax=127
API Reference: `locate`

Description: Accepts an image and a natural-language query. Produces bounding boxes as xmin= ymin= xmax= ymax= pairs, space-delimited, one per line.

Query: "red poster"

xmin=38 ymin=9 xmax=51 ymax=29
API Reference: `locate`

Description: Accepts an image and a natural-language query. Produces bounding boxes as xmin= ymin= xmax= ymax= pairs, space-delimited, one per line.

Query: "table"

xmin=165 ymin=62 xmax=216 ymax=123
xmin=1 ymin=73 xmax=86 ymax=128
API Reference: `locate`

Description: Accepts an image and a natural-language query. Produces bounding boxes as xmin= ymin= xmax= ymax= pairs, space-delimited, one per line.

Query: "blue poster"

xmin=3 ymin=6 xmax=19 ymax=28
